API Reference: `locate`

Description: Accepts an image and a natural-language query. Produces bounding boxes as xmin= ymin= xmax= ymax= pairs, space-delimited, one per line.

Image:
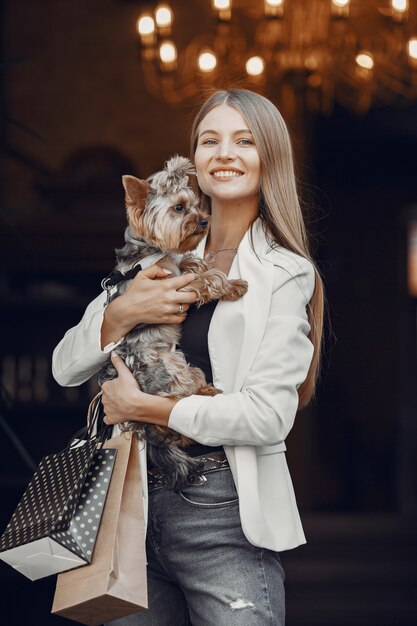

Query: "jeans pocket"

xmin=178 ymin=467 xmax=239 ymax=508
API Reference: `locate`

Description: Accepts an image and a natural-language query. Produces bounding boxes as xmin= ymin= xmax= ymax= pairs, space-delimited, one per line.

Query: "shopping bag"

xmin=52 ymin=431 xmax=148 ymax=625
xmin=0 ymin=398 xmax=116 ymax=580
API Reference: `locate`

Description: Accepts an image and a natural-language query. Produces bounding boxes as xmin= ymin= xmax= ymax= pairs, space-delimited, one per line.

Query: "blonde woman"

xmin=53 ymin=88 xmax=324 ymax=625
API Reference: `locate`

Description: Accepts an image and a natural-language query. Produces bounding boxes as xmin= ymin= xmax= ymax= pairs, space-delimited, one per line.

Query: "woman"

xmin=52 ymin=88 xmax=324 ymax=625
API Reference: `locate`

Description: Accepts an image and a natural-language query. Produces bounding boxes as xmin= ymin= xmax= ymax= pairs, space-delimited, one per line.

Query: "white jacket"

xmin=52 ymin=217 xmax=315 ymax=551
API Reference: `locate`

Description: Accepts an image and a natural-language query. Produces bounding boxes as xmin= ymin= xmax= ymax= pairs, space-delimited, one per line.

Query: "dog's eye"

xmin=174 ymin=204 xmax=185 ymax=212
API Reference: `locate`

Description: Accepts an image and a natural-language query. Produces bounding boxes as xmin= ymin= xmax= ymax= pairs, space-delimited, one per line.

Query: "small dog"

xmin=98 ymin=156 xmax=248 ymax=488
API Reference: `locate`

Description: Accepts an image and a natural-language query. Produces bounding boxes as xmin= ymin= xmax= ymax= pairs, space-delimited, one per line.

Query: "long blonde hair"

xmin=190 ymin=88 xmax=325 ymax=408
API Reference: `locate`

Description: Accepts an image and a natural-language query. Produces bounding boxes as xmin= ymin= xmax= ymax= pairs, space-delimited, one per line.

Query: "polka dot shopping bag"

xmin=0 ymin=395 xmax=116 ymax=580
xmin=52 ymin=430 xmax=148 ymax=625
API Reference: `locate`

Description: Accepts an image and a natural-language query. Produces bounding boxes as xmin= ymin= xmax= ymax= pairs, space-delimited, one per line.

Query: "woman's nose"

xmin=215 ymin=141 xmax=235 ymax=161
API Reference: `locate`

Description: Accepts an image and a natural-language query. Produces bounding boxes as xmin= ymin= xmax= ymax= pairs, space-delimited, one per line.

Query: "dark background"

xmin=1 ymin=1 xmax=416 ymax=625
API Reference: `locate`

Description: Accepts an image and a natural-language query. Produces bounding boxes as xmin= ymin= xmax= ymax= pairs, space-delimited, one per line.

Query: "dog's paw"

xmin=221 ymin=279 xmax=248 ymax=301
xmin=197 ymin=384 xmax=223 ymax=396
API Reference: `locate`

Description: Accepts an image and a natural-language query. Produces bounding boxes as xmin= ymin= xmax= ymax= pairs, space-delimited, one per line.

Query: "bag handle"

xmin=68 ymin=392 xmax=112 ymax=449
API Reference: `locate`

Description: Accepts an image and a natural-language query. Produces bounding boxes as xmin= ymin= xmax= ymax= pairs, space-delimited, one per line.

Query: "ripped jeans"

xmin=105 ymin=466 xmax=286 ymax=626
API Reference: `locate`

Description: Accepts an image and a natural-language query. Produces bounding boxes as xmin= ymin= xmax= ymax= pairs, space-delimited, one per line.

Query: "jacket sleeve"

xmin=52 ymin=291 xmax=118 ymax=386
xmin=168 ymin=258 xmax=316 ymax=446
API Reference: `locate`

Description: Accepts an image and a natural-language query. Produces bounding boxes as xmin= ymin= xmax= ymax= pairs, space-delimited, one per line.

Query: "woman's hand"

xmin=102 ymin=353 xmax=177 ymax=427
xmin=101 ymin=264 xmax=198 ymax=348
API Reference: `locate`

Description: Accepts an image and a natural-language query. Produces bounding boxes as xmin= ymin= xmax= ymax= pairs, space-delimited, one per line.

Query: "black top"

xmin=147 ymin=299 xmax=223 ymax=469
xmin=179 ymin=299 xmax=218 ymax=385
xmin=177 ymin=299 xmax=223 ymax=458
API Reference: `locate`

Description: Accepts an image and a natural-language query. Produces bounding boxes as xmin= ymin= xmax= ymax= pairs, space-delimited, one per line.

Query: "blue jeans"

xmin=106 ymin=466 xmax=286 ymax=625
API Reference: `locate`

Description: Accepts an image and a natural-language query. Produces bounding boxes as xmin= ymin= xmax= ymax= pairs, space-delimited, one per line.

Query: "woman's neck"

xmin=205 ymin=198 xmax=259 ymax=254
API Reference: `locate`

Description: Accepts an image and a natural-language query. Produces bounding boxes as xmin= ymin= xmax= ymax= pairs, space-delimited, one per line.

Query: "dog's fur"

xmin=98 ymin=156 xmax=248 ymax=489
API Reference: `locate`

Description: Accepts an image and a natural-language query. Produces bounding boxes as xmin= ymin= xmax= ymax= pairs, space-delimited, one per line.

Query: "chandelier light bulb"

xmin=213 ymin=0 xmax=231 ymax=9
xmin=137 ymin=15 xmax=155 ymax=36
xmin=265 ymin=0 xmax=284 ymax=6
xmin=356 ymin=52 xmax=374 ymax=70
xmin=330 ymin=0 xmax=350 ymax=17
xmin=246 ymin=56 xmax=265 ymax=76
xmin=391 ymin=0 xmax=408 ymax=12
xmin=159 ymin=41 xmax=177 ymax=64
xmin=198 ymin=51 xmax=217 ymax=72
xmin=155 ymin=5 xmax=173 ymax=27
xmin=212 ymin=0 xmax=231 ymax=21
xmin=408 ymin=38 xmax=417 ymax=60
xmin=264 ymin=0 xmax=284 ymax=15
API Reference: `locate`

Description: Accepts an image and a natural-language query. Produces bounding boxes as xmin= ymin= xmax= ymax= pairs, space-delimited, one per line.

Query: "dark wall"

xmin=308 ymin=103 xmax=417 ymax=513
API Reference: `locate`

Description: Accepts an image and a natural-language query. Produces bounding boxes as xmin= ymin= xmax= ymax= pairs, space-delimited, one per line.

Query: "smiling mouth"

xmin=210 ymin=170 xmax=244 ymax=179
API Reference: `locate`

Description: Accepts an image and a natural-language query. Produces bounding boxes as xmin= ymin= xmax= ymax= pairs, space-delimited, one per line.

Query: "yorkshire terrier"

xmin=98 ymin=156 xmax=247 ymax=488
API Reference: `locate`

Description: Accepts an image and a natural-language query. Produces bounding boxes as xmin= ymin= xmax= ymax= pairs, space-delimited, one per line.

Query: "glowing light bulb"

xmin=246 ymin=56 xmax=265 ymax=76
xmin=391 ymin=0 xmax=408 ymax=12
xmin=137 ymin=15 xmax=155 ymax=36
xmin=330 ymin=0 xmax=350 ymax=17
xmin=332 ymin=0 xmax=350 ymax=7
xmin=356 ymin=52 xmax=374 ymax=70
xmin=264 ymin=0 xmax=284 ymax=16
xmin=159 ymin=41 xmax=177 ymax=64
xmin=408 ymin=38 xmax=417 ymax=60
xmin=212 ymin=0 xmax=231 ymax=20
xmin=155 ymin=5 xmax=173 ymax=27
xmin=198 ymin=51 xmax=217 ymax=72
xmin=213 ymin=0 xmax=231 ymax=9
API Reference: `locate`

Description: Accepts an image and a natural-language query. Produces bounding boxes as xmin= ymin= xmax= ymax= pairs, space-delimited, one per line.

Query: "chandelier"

xmin=136 ymin=0 xmax=417 ymax=113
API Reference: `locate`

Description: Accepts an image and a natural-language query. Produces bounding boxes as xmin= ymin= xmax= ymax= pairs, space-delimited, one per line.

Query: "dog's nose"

xmin=199 ymin=219 xmax=208 ymax=229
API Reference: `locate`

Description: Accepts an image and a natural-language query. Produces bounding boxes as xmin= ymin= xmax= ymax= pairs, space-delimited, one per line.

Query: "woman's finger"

xmin=110 ymin=352 xmax=133 ymax=379
xmin=139 ymin=268 xmax=199 ymax=304
xmin=165 ymin=273 xmax=197 ymax=291
xmin=170 ymin=303 xmax=190 ymax=314
xmin=139 ymin=265 xmax=172 ymax=280
xmin=177 ymin=290 xmax=199 ymax=304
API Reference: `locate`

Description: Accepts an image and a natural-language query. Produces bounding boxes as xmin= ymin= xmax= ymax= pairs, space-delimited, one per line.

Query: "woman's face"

xmin=194 ymin=104 xmax=261 ymax=204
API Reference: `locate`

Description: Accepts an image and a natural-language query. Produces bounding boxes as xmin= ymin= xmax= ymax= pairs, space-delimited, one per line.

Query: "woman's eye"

xmin=174 ymin=204 xmax=184 ymax=212
xmin=202 ymin=139 xmax=217 ymax=145
xmin=238 ymin=139 xmax=253 ymax=145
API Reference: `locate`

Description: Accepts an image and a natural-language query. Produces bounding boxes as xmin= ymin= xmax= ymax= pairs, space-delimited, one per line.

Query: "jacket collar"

xmin=194 ymin=217 xmax=274 ymax=392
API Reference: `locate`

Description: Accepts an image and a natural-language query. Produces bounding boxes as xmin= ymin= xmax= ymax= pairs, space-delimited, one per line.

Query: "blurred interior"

xmin=1 ymin=1 xmax=417 ymax=624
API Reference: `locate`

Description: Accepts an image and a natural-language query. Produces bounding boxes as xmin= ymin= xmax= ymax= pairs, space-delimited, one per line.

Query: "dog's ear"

xmin=122 ymin=175 xmax=150 ymax=213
